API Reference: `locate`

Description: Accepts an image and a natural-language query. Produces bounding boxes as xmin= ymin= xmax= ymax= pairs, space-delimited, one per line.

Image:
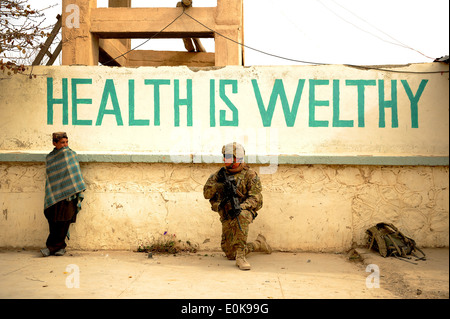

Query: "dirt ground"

xmin=0 ymin=247 xmax=448 ymax=300
xmin=354 ymin=247 xmax=449 ymax=299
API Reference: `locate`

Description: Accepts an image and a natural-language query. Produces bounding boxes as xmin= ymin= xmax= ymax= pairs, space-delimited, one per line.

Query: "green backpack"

xmin=366 ymin=222 xmax=426 ymax=263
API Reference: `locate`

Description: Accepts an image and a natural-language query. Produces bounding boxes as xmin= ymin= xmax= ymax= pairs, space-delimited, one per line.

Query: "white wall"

xmin=0 ymin=63 xmax=448 ymax=251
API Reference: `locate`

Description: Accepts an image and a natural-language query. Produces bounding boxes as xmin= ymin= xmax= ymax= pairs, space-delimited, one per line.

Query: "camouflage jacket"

xmin=203 ymin=165 xmax=263 ymax=218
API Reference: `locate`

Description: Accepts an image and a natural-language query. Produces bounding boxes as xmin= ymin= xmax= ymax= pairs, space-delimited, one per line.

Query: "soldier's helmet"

xmin=222 ymin=142 xmax=245 ymax=159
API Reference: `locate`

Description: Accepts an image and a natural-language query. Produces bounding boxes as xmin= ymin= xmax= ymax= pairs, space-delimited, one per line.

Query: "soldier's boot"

xmin=236 ymin=250 xmax=251 ymax=271
xmin=253 ymin=234 xmax=273 ymax=254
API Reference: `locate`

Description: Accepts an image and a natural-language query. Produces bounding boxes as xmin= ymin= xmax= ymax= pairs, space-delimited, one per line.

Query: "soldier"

xmin=203 ymin=142 xmax=272 ymax=270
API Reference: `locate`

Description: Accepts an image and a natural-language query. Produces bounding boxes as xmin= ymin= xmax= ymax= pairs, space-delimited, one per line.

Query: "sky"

xmin=33 ymin=0 xmax=449 ymax=66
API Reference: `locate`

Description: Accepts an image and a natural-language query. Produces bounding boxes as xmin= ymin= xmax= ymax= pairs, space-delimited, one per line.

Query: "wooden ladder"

xmin=32 ymin=15 xmax=62 ymax=66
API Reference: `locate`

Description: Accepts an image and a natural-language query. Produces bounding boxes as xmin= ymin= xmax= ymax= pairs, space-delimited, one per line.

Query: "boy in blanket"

xmin=40 ymin=132 xmax=86 ymax=257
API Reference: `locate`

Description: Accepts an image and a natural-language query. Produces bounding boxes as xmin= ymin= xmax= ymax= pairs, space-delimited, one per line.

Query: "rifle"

xmin=218 ymin=167 xmax=242 ymax=230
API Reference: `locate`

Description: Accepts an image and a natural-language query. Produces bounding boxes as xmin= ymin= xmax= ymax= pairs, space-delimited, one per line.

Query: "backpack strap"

xmin=393 ymin=255 xmax=419 ymax=265
xmin=412 ymin=246 xmax=427 ymax=261
xmin=367 ymin=226 xmax=388 ymax=257
xmin=387 ymin=223 xmax=427 ymax=261
xmin=386 ymin=234 xmax=405 ymax=257
xmin=377 ymin=222 xmax=427 ymax=262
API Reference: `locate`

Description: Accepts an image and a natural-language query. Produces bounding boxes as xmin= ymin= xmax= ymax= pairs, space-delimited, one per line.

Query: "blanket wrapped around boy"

xmin=44 ymin=147 xmax=86 ymax=211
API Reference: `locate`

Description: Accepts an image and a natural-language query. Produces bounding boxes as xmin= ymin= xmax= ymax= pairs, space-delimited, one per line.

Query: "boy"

xmin=40 ymin=132 xmax=86 ymax=257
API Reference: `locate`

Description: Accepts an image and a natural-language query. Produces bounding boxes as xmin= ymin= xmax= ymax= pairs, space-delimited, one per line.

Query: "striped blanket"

xmin=44 ymin=147 xmax=86 ymax=210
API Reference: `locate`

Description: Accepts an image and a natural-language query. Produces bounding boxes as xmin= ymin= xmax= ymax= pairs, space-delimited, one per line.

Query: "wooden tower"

xmin=61 ymin=0 xmax=244 ymax=67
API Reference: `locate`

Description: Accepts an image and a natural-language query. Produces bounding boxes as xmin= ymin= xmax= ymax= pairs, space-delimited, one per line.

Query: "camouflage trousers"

xmin=220 ymin=209 xmax=255 ymax=260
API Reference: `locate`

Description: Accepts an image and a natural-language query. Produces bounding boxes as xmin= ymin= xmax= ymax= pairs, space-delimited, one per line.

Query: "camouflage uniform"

xmin=203 ymin=143 xmax=271 ymax=270
xmin=204 ymin=164 xmax=263 ymax=259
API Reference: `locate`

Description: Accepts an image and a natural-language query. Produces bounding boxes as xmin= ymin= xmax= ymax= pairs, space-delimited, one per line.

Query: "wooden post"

xmin=107 ymin=0 xmax=131 ymax=51
xmin=60 ymin=0 xmax=244 ymax=67
xmin=214 ymin=0 xmax=244 ymax=66
xmin=62 ymin=0 xmax=99 ymax=65
xmin=177 ymin=1 xmax=206 ymax=53
xmin=98 ymin=0 xmax=132 ymax=66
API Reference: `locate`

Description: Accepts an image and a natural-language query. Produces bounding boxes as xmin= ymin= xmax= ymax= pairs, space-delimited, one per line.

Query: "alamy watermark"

xmin=365 ymin=264 xmax=380 ymax=289
xmin=65 ymin=264 xmax=80 ymax=289
xmin=65 ymin=4 xmax=80 ymax=29
xmin=168 ymin=127 xmax=280 ymax=175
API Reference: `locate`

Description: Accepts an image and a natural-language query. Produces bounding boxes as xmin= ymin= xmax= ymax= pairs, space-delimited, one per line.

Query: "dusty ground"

xmin=0 ymin=247 xmax=448 ymax=300
xmin=354 ymin=247 xmax=449 ymax=299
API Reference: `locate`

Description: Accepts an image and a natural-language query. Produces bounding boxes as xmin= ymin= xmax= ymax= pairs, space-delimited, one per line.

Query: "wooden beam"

xmin=108 ymin=0 xmax=131 ymax=53
xmin=177 ymin=1 xmax=206 ymax=53
xmin=108 ymin=0 xmax=131 ymax=7
xmin=214 ymin=0 xmax=244 ymax=66
xmin=32 ymin=15 xmax=62 ymax=65
xmin=127 ymin=50 xmax=215 ymax=67
xmin=214 ymin=26 xmax=243 ymax=66
xmin=46 ymin=42 xmax=62 ymax=66
xmin=99 ymin=39 xmax=129 ymax=66
xmin=216 ymin=0 xmax=243 ymax=25
xmin=62 ymin=0 xmax=99 ymax=66
xmin=90 ymin=7 xmax=216 ymax=39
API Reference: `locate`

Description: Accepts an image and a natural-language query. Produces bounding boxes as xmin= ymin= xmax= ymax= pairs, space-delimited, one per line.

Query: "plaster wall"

xmin=0 ymin=162 xmax=448 ymax=251
xmin=0 ymin=64 xmax=448 ymax=251
xmin=0 ymin=64 xmax=448 ymax=157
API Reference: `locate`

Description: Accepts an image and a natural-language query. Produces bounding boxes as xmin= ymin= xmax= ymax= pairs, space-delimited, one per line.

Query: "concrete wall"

xmin=0 ymin=162 xmax=448 ymax=251
xmin=0 ymin=64 xmax=448 ymax=251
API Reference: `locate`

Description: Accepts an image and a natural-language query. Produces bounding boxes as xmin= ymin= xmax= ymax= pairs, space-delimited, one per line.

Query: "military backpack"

xmin=366 ymin=222 xmax=426 ymax=263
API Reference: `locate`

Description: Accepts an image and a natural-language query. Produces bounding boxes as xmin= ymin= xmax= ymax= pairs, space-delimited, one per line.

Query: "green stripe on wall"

xmin=0 ymin=152 xmax=448 ymax=166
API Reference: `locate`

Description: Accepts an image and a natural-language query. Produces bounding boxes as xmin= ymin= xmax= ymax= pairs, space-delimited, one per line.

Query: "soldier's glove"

xmin=223 ymin=202 xmax=232 ymax=212
xmin=211 ymin=201 xmax=220 ymax=212
xmin=216 ymin=167 xmax=227 ymax=183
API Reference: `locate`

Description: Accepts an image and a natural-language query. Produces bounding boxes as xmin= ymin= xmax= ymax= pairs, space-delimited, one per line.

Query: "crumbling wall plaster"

xmin=1 ymin=162 xmax=447 ymax=251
